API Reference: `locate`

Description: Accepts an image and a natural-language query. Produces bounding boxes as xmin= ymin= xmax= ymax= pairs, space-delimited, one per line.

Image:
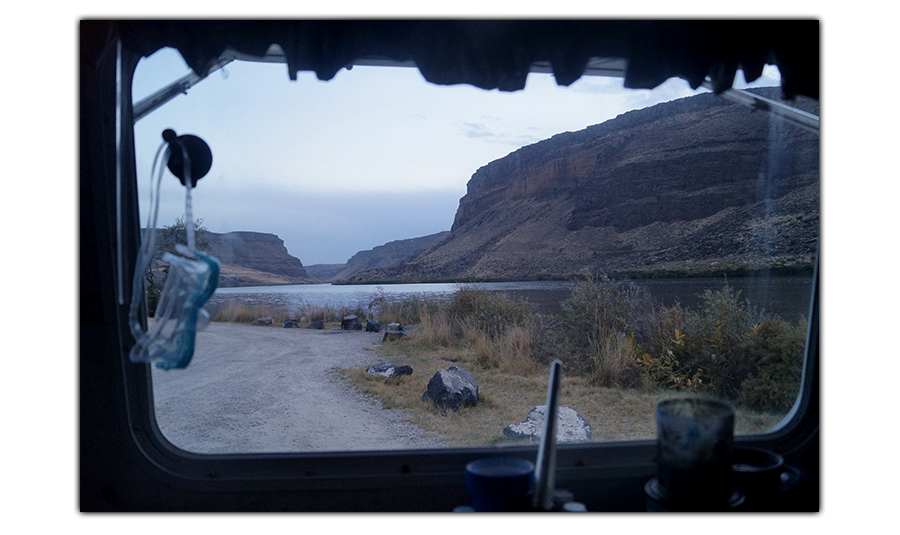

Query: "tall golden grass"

xmin=211 ymin=302 xmax=291 ymax=324
xmin=211 ymin=299 xmax=367 ymax=327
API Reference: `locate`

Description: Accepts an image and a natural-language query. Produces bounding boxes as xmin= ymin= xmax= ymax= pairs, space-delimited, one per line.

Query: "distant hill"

xmin=196 ymin=229 xmax=450 ymax=287
xmin=344 ymin=87 xmax=819 ymax=283
xmin=306 ymin=231 xmax=451 ymax=283
xmin=205 ymin=231 xmax=319 ymax=287
xmin=303 ymin=263 xmax=346 ymax=282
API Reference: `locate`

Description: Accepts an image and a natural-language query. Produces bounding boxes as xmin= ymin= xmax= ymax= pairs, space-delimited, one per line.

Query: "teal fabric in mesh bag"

xmin=130 ymin=247 xmax=219 ymax=369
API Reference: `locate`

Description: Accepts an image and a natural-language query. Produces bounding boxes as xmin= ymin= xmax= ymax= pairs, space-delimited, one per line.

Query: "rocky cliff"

xmin=205 ymin=231 xmax=318 ymax=287
xmin=346 ymin=87 xmax=819 ymax=283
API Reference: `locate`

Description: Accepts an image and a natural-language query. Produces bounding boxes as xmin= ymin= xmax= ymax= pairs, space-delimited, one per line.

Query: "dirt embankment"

xmin=151 ymin=322 xmax=447 ymax=454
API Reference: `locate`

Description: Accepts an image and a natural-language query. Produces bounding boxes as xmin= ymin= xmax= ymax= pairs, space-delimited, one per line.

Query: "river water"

xmin=210 ymin=277 xmax=813 ymax=323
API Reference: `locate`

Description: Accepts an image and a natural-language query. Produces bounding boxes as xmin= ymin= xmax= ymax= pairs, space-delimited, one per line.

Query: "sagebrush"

xmin=411 ymin=276 xmax=807 ymax=411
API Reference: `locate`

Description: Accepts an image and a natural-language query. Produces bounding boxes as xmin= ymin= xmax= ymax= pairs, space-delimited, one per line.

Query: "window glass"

xmin=134 ymin=48 xmax=817 ymax=454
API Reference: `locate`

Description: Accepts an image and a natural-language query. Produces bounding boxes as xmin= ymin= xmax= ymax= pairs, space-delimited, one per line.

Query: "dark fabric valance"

xmin=105 ymin=19 xmax=818 ymax=100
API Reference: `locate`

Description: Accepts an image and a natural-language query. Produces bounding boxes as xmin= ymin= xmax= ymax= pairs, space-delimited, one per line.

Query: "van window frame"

xmin=85 ymin=23 xmax=819 ymax=512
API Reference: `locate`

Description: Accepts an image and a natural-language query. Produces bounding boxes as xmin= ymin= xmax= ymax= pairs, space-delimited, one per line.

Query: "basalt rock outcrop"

xmin=345 ymin=87 xmax=819 ymax=283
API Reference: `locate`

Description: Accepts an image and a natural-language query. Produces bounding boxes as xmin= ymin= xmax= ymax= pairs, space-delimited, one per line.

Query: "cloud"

xmin=457 ymin=121 xmax=541 ymax=146
xmin=459 ymin=121 xmax=494 ymax=138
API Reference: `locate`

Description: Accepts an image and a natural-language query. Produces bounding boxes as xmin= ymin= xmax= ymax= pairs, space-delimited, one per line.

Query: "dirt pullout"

xmin=151 ymin=322 xmax=447 ymax=454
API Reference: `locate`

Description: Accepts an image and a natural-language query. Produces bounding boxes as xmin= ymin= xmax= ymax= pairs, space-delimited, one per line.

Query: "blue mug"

xmin=465 ymin=457 xmax=535 ymax=512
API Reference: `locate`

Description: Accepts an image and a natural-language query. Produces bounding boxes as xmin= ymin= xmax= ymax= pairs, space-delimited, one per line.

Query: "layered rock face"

xmin=205 ymin=231 xmax=318 ymax=287
xmin=348 ymin=87 xmax=819 ymax=282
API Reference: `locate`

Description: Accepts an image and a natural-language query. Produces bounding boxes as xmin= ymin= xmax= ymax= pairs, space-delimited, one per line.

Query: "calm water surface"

xmin=210 ymin=277 xmax=813 ymax=322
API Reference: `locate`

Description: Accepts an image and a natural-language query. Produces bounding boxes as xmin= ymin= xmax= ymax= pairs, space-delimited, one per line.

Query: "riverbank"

xmin=209 ymin=275 xmax=813 ymax=326
xmin=332 ymin=264 xmax=815 ymax=285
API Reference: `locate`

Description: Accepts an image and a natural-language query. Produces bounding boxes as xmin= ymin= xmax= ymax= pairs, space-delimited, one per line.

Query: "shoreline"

xmin=332 ymin=264 xmax=815 ymax=286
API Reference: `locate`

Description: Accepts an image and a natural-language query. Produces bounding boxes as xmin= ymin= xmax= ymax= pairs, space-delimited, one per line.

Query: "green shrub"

xmin=557 ymin=273 xmax=654 ymax=387
xmin=737 ymin=317 xmax=807 ymax=411
xmin=676 ymin=284 xmax=765 ymax=398
xmin=629 ymin=284 xmax=804 ymax=409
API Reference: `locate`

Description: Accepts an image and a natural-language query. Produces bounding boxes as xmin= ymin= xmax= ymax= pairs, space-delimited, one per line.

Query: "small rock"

xmin=422 ymin=366 xmax=479 ymax=410
xmin=382 ymin=330 xmax=406 ymax=342
xmin=341 ymin=315 xmax=362 ymax=330
xmin=366 ymin=363 xmax=414 ymax=378
xmin=307 ymin=319 xmax=324 ymax=329
xmin=257 ymin=316 xmax=275 ymax=325
xmin=366 ymin=319 xmax=382 ymax=332
xmin=382 ymin=322 xmax=405 ymax=341
xmin=502 ymin=406 xmax=592 ymax=444
xmin=283 ymin=318 xmax=299 ymax=328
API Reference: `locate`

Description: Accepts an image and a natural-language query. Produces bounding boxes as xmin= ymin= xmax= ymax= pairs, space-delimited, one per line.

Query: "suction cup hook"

xmin=162 ymin=129 xmax=212 ymax=187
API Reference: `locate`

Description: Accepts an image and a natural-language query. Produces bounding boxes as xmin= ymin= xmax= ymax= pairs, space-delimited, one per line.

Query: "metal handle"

xmin=533 ymin=359 xmax=563 ymax=510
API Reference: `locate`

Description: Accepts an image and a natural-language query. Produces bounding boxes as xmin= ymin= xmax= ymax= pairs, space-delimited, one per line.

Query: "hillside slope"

xmin=346 ymin=88 xmax=819 ymax=283
xmin=306 ymin=232 xmax=450 ymax=283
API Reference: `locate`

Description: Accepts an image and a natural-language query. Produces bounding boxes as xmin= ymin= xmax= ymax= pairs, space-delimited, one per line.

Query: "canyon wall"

xmin=346 ymin=87 xmax=819 ymax=283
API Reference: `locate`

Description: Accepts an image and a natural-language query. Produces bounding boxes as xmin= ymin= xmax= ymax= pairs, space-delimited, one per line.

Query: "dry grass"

xmin=212 ymin=300 xmax=362 ymax=329
xmin=338 ymin=341 xmax=537 ymax=447
xmin=339 ymin=329 xmax=785 ymax=448
xmin=586 ymin=330 xmax=636 ymax=387
xmin=366 ymin=291 xmax=441 ymax=325
xmin=211 ymin=302 xmax=292 ymax=325
xmin=415 ymin=307 xmax=456 ymax=347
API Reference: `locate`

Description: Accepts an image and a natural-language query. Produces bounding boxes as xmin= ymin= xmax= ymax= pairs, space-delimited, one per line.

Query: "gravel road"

xmin=151 ymin=322 xmax=447 ymax=454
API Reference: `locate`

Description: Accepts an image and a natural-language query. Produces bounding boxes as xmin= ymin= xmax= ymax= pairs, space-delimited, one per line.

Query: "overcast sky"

xmin=132 ymin=48 xmax=781 ymax=266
